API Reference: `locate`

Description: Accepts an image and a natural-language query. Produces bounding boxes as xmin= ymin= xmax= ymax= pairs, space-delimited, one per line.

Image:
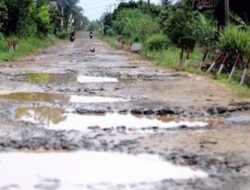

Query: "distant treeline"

xmin=0 ymin=0 xmax=89 ymax=37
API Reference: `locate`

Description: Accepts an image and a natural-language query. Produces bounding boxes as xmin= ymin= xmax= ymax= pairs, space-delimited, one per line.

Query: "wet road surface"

xmin=0 ymin=32 xmax=250 ymax=190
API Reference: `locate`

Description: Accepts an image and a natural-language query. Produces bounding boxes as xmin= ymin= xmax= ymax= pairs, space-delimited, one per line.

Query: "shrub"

xmin=145 ymin=34 xmax=170 ymax=51
xmin=220 ymin=25 xmax=250 ymax=52
xmin=163 ymin=9 xmax=196 ymax=45
xmin=36 ymin=4 xmax=52 ymax=36
xmin=57 ymin=30 xmax=69 ymax=39
xmin=0 ymin=33 xmax=5 ymax=51
xmin=105 ymin=28 xmax=115 ymax=36
xmin=112 ymin=9 xmax=160 ymax=42
xmin=193 ymin=14 xmax=217 ymax=46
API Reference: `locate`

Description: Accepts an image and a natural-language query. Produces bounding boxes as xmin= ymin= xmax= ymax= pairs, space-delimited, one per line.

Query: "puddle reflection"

xmin=0 ymin=92 xmax=126 ymax=103
xmin=15 ymin=107 xmax=66 ymax=125
xmin=70 ymin=95 xmax=126 ymax=103
xmin=0 ymin=151 xmax=208 ymax=189
xmin=0 ymin=92 xmax=69 ymax=103
xmin=19 ymin=73 xmax=120 ymax=84
xmin=24 ymin=73 xmax=76 ymax=85
xmin=77 ymin=76 xmax=118 ymax=83
xmin=15 ymin=107 xmax=208 ymax=131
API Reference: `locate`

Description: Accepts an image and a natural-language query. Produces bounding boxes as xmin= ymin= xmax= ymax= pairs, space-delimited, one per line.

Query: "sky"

xmin=78 ymin=0 xmax=177 ymax=21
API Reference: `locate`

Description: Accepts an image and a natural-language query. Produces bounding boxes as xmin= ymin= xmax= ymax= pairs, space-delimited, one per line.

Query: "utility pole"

xmin=224 ymin=0 xmax=230 ymax=26
xmin=147 ymin=0 xmax=150 ymax=15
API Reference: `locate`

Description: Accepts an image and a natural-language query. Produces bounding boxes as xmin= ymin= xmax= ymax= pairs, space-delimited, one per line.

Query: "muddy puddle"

xmin=0 ymin=92 xmax=127 ymax=103
xmin=225 ymin=111 xmax=250 ymax=125
xmin=20 ymin=72 xmax=120 ymax=84
xmin=0 ymin=151 xmax=207 ymax=190
xmin=77 ymin=75 xmax=118 ymax=83
xmin=23 ymin=73 xmax=76 ymax=85
xmin=15 ymin=107 xmax=208 ymax=132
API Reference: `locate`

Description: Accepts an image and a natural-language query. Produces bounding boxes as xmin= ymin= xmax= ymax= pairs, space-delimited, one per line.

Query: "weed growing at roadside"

xmin=0 ymin=36 xmax=58 ymax=62
xmin=104 ymin=36 xmax=250 ymax=98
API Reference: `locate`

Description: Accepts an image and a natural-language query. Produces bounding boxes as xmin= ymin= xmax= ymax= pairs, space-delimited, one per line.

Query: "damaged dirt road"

xmin=0 ymin=32 xmax=250 ymax=190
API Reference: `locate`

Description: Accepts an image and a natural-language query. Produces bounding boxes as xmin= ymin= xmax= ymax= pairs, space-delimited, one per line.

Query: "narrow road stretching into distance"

xmin=0 ymin=32 xmax=250 ymax=190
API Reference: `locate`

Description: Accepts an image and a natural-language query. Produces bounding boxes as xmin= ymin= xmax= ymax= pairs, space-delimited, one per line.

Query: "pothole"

xmin=18 ymin=73 xmax=120 ymax=84
xmin=0 ymin=92 xmax=127 ymax=103
xmin=77 ymin=76 xmax=118 ymax=83
xmin=225 ymin=111 xmax=250 ymax=125
xmin=15 ymin=107 xmax=208 ymax=132
xmin=15 ymin=107 xmax=65 ymax=125
xmin=20 ymin=73 xmax=76 ymax=85
xmin=70 ymin=95 xmax=126 ymax=103
xmin=0 ymin=151 xmax=208 ymax=189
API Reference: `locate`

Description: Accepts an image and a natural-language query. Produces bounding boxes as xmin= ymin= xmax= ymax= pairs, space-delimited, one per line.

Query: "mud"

xmin=0 ymin=32 xmax=249 ymax=190
xmin=14 ymin=107 xmax=208 ymax=132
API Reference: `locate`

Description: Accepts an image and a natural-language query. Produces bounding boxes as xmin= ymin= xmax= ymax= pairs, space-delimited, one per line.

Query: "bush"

xmin=36 ymin=4 xmax=52 ymax=36
xmin=105 ymin=28 xmax=115 ymax=36
xmin=193 ymin=14 xmax=216 ymax=46
xmin=145 ymin=34 xmax=170 ymax=51
xmin=57 ymin=30 xmax=69 ymax=39
xmin=0 ymin=36 xmax=57 ymax=61
xmin=112 ymin=9 xmax=160 ymax=42
xmin=163 ymin=9 xmax=196 ymax=45
xmin=220 ymin=25 xmax=250 ymax=52
xmin=0 ymin=33 xmax=5 ymax=51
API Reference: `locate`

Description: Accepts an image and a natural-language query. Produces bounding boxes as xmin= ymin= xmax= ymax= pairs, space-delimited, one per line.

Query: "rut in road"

xmin=0 ymin=32 xmax=249 ymax=190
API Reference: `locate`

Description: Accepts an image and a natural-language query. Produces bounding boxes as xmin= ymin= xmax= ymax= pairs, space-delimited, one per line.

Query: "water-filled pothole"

xmin=20 ymin=72 xmax=120 ymax=84
xmin=225 ymin=111 xmax=250 ymax=125
xmin=15 ymin=107 xmax=66 ymax=125
xmin=0 ymin=151 xmax=207 ymax=189
xmin=77 ymin=75 xmax=118 ymax=83
xmin=22 ymin=73 xmax=76 ymax=85
xmin=15 ymin=107 xmax=208 ymax=131
xmin=0 ymin=92 xmax=126 ymax=103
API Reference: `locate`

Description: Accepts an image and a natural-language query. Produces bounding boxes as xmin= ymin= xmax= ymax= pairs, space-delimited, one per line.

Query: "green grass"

xmin=102 ymin=36 xmax=121 ymax=49
xmin=216 ymin=74 xmax=250 ymax=98
xmin=103 ymin=36 xmax=250 ymax=98
xmin=143 ymin=46 xmax=203 ymax=72
xmin=0 ymin=35 xmax=58 ymax=62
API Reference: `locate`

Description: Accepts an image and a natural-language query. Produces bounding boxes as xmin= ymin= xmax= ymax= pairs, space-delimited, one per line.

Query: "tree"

xmin=0 ymin=1 xmax=7 ymax=33
xmin=1 ymin=0 xmax=37 ymax=36
xmin=112 ymin=9 xmax=160 ymax=41
xmin=36 ymin=3 xmax=52 ymax=36
xmin=88 ymin=20 xmax=102 ymax=33
xmin=163 ymin=8 xmax=196 ymax=45
xmin=56 ymin=0 xmax=82 ymax=30
xmin=101 ymin=12 xmax=113 ymax=35
xmin=161 ymin=0 xmax=171 ymax=6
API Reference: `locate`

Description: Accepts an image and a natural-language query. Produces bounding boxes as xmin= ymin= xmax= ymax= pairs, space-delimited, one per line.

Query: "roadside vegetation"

xmin=0 ymin=0 xmax=89 ymax=62
xmin=99 ymin=0 xmax=250 ymax=97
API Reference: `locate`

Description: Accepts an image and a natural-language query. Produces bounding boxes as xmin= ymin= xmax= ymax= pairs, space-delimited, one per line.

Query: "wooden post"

xmin=240 ymin=54 xmax=250 ymax=86
xmin=217 ymin=51 xmax=229 ymax=75
xmin=228 ymin=53 xmax=241 ymax=80
xmin=207 ymin=53 xmax=224 ymax=72
xmin=179 ymin=47 xmax=184 ymax=66
xmin=199 ymin=48 xmax=209 ymax=70
xmin=184 ymin=47 xmax=192 ymax=66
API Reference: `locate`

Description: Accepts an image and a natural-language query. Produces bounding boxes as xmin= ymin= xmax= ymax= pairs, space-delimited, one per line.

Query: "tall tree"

xmin=2 ymin=0 xmax=36 ymax=36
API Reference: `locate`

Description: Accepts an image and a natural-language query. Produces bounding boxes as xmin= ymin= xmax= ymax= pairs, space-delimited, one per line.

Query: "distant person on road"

xmin=89 ymin=31 xmax=93 ymax=39
xmin=69 ymin=31 xmax=75 ymax=42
